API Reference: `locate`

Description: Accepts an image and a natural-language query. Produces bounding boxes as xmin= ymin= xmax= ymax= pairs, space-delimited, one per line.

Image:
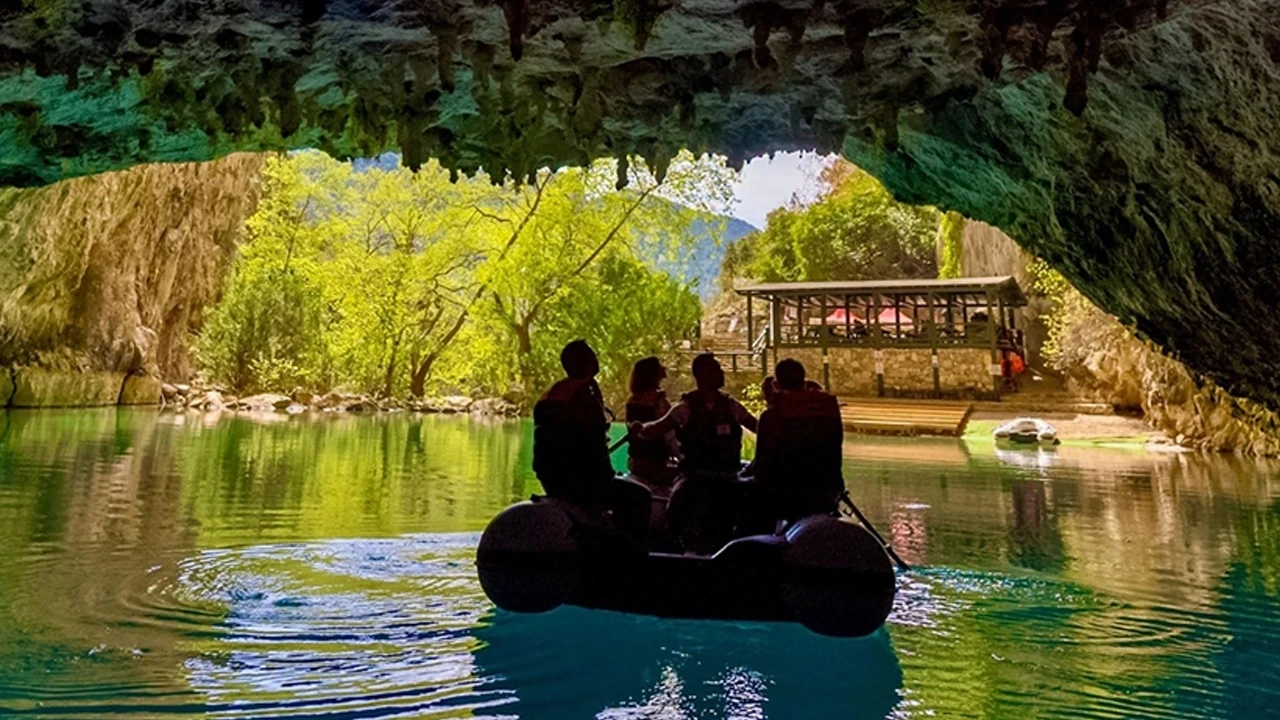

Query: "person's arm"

xmin=731 ymin=399 xmax=759 ymax=434
xmin=630 ymin=403 xmax=685 ymax=440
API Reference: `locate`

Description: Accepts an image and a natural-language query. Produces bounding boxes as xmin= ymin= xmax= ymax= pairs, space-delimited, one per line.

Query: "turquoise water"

xmin=0 ymin=409 xmax=1278 ymax=719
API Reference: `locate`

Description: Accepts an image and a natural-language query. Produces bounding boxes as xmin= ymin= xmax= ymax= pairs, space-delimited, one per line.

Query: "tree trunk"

xmin=410 ymin=357 xmax=432 ymax=398
xmin=515 ymin=321 xmax=535 ymax=398
xmin=383 ymin=335 xmax=401 ymax=398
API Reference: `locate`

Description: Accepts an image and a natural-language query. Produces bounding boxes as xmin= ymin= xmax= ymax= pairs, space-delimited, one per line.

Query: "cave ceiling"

xmin=4 ymin=0 xmax=1280 ymax=412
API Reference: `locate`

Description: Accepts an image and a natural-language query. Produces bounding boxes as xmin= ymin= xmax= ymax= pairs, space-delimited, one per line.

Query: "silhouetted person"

xmin=752 ymin=359 xmax=844 ymax=525
xmin=625 ymin=357 xmax=678 ymax=494
xmin=533 ymin=340 xmax=650 ymax=542
xmin=632 ymin=353 xmax=757 ymax=552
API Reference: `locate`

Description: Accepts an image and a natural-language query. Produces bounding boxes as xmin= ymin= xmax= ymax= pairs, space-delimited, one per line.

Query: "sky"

xmin=729 ymin=151 xmax=831 ymax=229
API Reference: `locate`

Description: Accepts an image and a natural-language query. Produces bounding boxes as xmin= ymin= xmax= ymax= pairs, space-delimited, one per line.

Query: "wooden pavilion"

xmin=735 ymin=276 xmax=1028 ymax=399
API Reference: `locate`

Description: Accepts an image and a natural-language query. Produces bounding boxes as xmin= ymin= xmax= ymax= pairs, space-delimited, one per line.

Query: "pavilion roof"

xmin=735 ymin=276 xmax=1027 ymax=306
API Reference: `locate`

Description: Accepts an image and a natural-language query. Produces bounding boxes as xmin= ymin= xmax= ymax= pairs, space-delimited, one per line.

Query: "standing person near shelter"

xmin=624 ymin=357 xmax=679 ymax=494
xmin=630 ymin=353 xmax=758 ymax=552
xmin=533 ymin=340 xmax=651 ymax=542
xmin=752 ymin=359 xmax=845 ymax=525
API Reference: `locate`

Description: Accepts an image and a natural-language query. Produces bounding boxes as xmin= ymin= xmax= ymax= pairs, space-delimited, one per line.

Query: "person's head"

xmin=761 ymin=375 xmax=779 ymax=406
xmin=690 ymin=353 xmax=724 ymax=391
xmin=560 ymin=340 xmax=599 ymax=379
xmin=775 ymin=358 xmax=806 ymax=391
xmin=630 ymin=356 xmax=667 ymax=394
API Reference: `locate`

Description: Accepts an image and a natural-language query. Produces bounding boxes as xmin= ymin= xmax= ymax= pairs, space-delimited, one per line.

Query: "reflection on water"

xmin=1 ymin=409 xmax=1279 ymax=718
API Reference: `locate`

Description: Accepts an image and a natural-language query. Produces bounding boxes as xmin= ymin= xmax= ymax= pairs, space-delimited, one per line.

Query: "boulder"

xmin=442 ymin=395 xmax=474 ymax=413
xmin=285 ymin=403 xmax=307 ymax=415
xmin=203 ymin=390 xmax=225 ymax=412
xmin=345 ymin=398 xmax=377 ymax=413
xmin=292 ymin=390 xmax=315 ymax=405
xmin=471 ymin=397 xmax=518 ymax=416
xmin=10 ymin=368 xmax=124 ymax=408
xmin=119 ymin=375 xmax=164 ymax=405
xmin=237 ymin=393 xmax=291 ymax=411
xmin=161 ymin=383 xmax=179 ymax=399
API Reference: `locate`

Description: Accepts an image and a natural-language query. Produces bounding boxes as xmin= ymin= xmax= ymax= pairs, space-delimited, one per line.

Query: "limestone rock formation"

xmin=119 ymin=374 xmax=164 ymax=405
xmin=1050 ymin=292 xmax=1280 ymax=455
xmin=1 ymin=0 xmax=1279 ymax=415
xmin=10 ymin=368 xmax=124 ymax=408
xmin=0 ymin=153 xmax=265 ymax=405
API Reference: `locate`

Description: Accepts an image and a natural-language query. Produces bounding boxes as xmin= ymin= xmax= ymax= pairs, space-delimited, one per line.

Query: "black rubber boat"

xmin=476 ymin=498 xmax=897 ymax=637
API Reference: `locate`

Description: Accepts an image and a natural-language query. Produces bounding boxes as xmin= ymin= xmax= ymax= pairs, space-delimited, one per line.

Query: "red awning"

xmin=824 ymin=307 xmax=914 ymax=325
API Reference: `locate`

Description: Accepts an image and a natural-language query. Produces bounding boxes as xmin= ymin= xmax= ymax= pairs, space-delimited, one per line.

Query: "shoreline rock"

xmin=158 ymin=385 xmax=520 ymax=418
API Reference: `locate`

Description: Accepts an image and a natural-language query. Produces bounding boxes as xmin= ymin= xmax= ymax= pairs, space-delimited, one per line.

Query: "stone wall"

xmin=938 ymin=348 xmax=996 ymax=392
xmin=771 ymin=345 xmax=995 ymax=397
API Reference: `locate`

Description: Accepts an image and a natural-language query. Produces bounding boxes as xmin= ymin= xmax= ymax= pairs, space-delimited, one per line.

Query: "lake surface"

xmin=0 ymin=409 xmax=1278 ymax=719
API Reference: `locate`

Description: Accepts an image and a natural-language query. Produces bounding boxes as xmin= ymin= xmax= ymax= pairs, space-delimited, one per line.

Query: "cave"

xmin=1 ymin=0 xmax=1278 ymax=411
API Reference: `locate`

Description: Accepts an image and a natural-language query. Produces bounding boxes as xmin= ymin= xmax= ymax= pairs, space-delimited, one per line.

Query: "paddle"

xmin=839 ymin=490 xmax=912 ymax=572
xmin=608 ymin=432 xmax=631 ymax=454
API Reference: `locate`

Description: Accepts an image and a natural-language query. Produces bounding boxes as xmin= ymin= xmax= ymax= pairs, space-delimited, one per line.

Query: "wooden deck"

xmin=838 ymin=398 xmax=973 ymax=437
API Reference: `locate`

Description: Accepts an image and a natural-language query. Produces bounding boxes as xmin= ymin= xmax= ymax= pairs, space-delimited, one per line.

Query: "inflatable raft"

xmin=992 ymin=417 xmax=1060 ymax=445
xmin=476 ymin=498 xmax=897 ymax=637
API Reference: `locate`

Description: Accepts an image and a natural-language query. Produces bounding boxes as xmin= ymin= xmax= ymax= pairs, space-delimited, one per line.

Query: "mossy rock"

xmin=119 ymin=375 xmax=163 ymax=406
xmin=11 ymin=368 xmax=125 ymax=408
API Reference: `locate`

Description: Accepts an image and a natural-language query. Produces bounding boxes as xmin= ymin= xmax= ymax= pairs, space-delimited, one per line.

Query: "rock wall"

xmin=1050 ymin=288 xmax=1280 ymax=455
xmin=0 ymin=153 xmax=265 ymax=407
xmin=944 ymin=220 xmax=1053 ymax=368
xmin=772 ymin=346 xmax=994 ymax=397
xmin=848 ymin=0 xmax=1280 ymax=416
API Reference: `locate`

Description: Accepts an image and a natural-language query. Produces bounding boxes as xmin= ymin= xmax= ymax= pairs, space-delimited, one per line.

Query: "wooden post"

xmin=771 ymin=296 xmax=781 ymax=375
xmin=819 ymin=295 xmax=830 ymax=391
xmin=987 ymin=290 xmax=1000 ymax=399
xmin=928 ymin=292 xmax=940 ymax=397
xmin=872 ymin=292 xmax=884 ymax=397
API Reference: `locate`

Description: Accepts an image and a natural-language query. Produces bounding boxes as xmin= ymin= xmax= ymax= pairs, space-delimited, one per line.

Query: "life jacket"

xmin=676 ymin=390 xmax=743 ymax=476
xmin=766 ymin=387 xmax=844 ymax=498
xmin=533 ymin=377 xmax=611 ymax=495
xmin=625 ymin=391 xmax=669 ymax=464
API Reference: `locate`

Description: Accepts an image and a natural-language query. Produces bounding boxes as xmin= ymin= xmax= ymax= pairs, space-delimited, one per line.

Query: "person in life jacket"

xmin=625 ymin=357 xmax=679 ymax=494
xmin=752 ymin=358 xmax=845 ymax=524
xmin=533 ymin=340 xmax=651 ymax=542
xmin=630 ymin=353 xmax=758 ymax=552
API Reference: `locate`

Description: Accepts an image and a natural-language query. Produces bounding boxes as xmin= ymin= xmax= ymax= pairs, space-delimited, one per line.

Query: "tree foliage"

xmin=724 ymin=159 xmax=939 ymax=284
xmin=197 ymin=151 xmax=735 ymax=403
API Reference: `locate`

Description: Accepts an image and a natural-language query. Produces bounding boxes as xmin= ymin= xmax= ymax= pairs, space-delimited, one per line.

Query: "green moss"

xmin=937 ymin=211 xmax=964 ymax=279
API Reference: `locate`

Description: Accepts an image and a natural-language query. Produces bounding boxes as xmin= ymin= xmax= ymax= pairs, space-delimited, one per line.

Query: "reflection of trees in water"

xmin=177 ymin=413 xmax=532 ymax=541
xmin=0 ymin=409 xmax=205 ymax=713
xmin=474 ymin=607 xmax=903 ymax=719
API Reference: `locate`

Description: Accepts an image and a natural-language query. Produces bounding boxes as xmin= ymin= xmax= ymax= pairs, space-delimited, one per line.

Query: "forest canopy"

xmin=722 ymin=160 xmax=939 ymax=286
xmin=197 ymin=151 xmax=737 ymax=404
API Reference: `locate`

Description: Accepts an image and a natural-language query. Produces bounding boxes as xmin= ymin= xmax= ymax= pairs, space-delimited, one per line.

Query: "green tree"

xmin=727 ymin=159 xmax=939 ymax=284
xmin=198 ymin=150 xmax=733 ymax=402
xmin=475 ymin=153 xmax=735 ymax=396
xmin=197 ymin=154 xmax=330 ymax=392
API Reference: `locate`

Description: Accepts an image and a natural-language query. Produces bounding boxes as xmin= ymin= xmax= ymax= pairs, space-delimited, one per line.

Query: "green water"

xmin=0 ymin=409 xmax=1278 ymax=719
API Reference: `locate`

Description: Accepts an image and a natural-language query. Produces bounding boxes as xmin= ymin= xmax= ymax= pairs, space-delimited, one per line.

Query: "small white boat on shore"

xmin=992 ymin=417 xmax=1060 ymax=445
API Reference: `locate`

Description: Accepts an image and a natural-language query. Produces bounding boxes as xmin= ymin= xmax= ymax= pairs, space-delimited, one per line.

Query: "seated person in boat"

xmin=631 ymin=353 xmax=758 ymax=552
xmin=751 ymin=359 xmax=845 ymax=525
xmin=625 ymin=357 xmax=680 ymax=494
xmin=533 ymin=340 xmax=651 ymax=542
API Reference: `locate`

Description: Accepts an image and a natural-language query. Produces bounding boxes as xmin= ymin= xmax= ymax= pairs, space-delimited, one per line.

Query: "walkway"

xmin=838 ymin=398 xmax=973 ymax=437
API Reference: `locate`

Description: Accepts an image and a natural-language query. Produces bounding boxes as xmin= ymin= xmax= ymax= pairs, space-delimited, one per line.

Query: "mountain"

xmin=643 ymin=213 xmax=758 ymax=301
